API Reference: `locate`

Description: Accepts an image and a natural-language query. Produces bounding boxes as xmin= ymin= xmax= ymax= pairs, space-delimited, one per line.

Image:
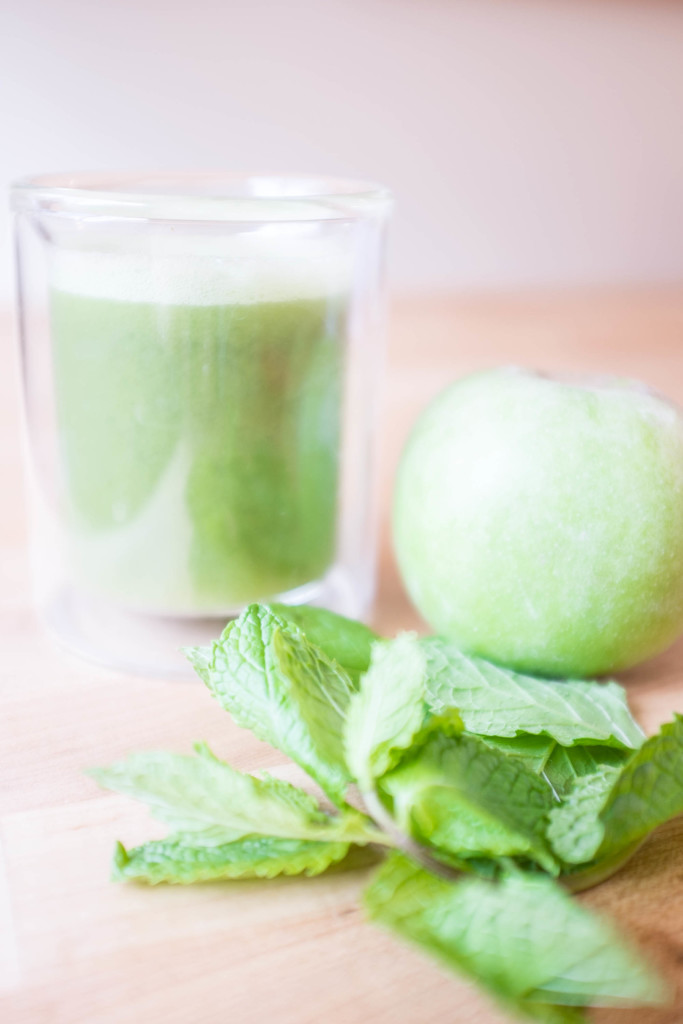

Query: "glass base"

xmin=40 ymin=567 xmax=372 ymax=679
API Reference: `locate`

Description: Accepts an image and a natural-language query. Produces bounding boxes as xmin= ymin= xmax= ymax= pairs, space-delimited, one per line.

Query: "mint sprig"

xmin=91 ymin=603 xmax=683 ymax=1023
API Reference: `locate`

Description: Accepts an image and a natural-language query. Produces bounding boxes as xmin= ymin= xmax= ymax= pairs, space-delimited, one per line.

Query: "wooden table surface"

xmin=2 ymin=290 xmax=683 ymax=1024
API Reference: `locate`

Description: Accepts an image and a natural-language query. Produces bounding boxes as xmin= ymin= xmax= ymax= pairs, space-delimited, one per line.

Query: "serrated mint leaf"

xmin=364 ymin=854 xmax=666 ymax=1016
xmin=554 ymin=716 xmax=683 ymax=890
xmin=597 ymin=714 xmax=683 ymax=861
xmin=269 ymin=603 xmax=377 ymax=684
xmin=91 ymin=743 xmax=373 ymax=845
xmin=547 ymin=768 xmax=622 ymax=865
xmin=113 ymin=835 xmax=350 ymax=884
xmin=187 ymin=604 xmax=354 ymax=805
xmin=560 ymin=716 xmax=683 ymax=883
xmin=422 ymin=638 xmax=645 ymax=750
xmin=183 ymin=643 xmax=212 ymax=685
xmin=344 ymin=634 xmax=428 ymax=790
xmin=542 ymin=745 xmax=630 ymax=799
xmin=380 ymin=729 xmax=557 ymax=872
xmin=480 ymin=734 xmax=557 ymax=774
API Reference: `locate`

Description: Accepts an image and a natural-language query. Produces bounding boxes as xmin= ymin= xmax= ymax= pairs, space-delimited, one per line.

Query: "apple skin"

xmin=393 ymin=368 xmax=683 ymax=678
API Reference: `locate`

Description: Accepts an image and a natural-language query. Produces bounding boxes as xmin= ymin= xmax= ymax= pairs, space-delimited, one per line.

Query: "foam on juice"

xmin=51 ymin=228 xmax=354 ymax=307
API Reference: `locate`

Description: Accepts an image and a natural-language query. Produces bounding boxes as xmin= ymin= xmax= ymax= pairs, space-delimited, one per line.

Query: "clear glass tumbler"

xmin=12 ymin=173 xmax=391 ymax=676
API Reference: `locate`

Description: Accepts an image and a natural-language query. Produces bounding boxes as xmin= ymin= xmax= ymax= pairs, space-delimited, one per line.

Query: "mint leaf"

xmin=269 ymin=603 xmax=377 ymax=684
xmin=364 ymin=854 xmax=666 ymax=1016
xmin=543 ymin=745 xmax=630 ymax=799
xmin=344 ymin=634 xmax=428 ymax=790
xmin=186 ymin=605 xmax=354 ymax=805
xmin=480 ymin=734 xmax=557 ymax=774
xmin=113 ymin=835 xmax=350 ymax=884
xmin=422 ymin=638 xmax=644 ymax=749
xmin=380 ymin=729 xmax=557 ymax=872
xmin=183 ymin=643 xmax=212 ymax=684
xmin=547 ymin=768 xmax=622 ymax=865
xmin=91 ymin=743 xmax=375 ymax=845
xmin=557 ymin=716 xmax=683 ymax=880
xmin=596 ymin=714 xmax=683 ymax=861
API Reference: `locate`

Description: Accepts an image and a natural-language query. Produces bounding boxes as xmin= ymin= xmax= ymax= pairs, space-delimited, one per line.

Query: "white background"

xmin=2 ymin=0 xmax=683 ymax=301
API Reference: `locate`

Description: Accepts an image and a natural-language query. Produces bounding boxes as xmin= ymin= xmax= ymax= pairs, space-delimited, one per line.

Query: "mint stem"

xmin=360 ymin=785 xmax=463 ymax=882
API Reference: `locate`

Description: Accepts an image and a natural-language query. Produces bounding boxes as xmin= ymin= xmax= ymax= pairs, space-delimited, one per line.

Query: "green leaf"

xmin=113 ymin=835 xmax=350 ymax=884
xmin=91 ymin=743 xmax=376 ymax=845
xmin=269 ymin=603 xmax=377 ymax=684
xmin=542 ymin=745 xmax=630 ymax=799
xmin=183 ymin=643 xmax=212 ymax=685
xmin=344 ymin=634 xmax=428 ymax=790
xmin=422 ymin=638 xmax=645 ymax=749
xmin=380 ymin=730 xmax=557 ymax=872
xmin=479 ymin=734 xmax=557 ymax=775
xmin=364 ymin=854 xmax=667 ymax=1016
xmin=186 ymin=604 xmax=355 ymax=805
xmin=597 ymin=714 xmax=683 ymax=861
xmin=547 ymin=768 xmax=622 ymax=865
xmin=558 ymin=716 xmax=683 ymax=877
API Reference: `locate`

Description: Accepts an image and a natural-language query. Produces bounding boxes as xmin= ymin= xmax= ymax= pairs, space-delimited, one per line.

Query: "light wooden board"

xmin=2 ymin=291 xmax=683 ymax=1024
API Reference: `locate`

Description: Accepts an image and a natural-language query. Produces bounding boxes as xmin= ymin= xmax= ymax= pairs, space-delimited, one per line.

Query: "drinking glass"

xmin=12 ymin=172 xmax=391 ymax=675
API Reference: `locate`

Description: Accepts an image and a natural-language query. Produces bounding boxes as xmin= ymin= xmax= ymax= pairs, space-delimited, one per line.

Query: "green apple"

xmin=393 ymin=367 xmax=683 ymax=678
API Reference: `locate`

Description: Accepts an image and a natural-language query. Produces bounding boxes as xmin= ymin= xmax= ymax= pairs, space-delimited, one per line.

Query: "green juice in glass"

xmin=50 ymin=246 xmax=348 ymax=614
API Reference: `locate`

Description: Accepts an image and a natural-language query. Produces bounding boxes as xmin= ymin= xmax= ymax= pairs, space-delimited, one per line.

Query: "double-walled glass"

xmin=12 ymin=173 xmax=391 ymax=675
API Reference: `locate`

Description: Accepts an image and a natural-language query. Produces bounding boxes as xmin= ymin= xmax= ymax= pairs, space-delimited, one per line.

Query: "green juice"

xmin=51 ymin=287 xmax=347 ymax=614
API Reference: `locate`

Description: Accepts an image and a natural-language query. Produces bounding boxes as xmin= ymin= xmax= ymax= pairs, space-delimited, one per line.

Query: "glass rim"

xmin=10 ymin=171 xmax=393 ymax=222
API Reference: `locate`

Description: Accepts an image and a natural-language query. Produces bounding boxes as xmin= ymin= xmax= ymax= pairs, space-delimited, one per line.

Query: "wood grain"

xmin=2 ymin=291 xmax=683 ymax=1024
